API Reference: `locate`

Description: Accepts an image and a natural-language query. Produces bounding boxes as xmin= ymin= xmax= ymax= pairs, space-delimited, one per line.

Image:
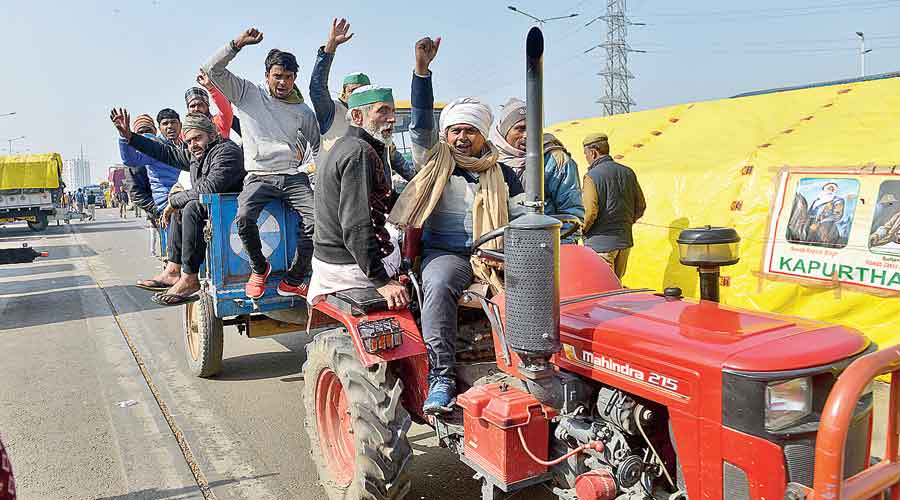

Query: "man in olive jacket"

xmin=111 ymin=109 xmax=245 ymax=305
xmin=582 ymin=132 xmax=646 ymax=278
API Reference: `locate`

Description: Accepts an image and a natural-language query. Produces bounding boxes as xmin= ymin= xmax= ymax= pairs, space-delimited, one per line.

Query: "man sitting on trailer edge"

xmin=203 ymin=27 xmax=320 ymax=301
xmin=110 ymin=109 xmax=245 ymax=306
xmin=388 ymin=36 xmax=526 ymax=414
xmin=307 ymin=85 xmax=409 ymax=310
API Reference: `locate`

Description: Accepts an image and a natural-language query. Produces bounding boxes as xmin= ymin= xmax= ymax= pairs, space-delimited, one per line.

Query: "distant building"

xmin=63 ymin=154 xmax=91 ymax=190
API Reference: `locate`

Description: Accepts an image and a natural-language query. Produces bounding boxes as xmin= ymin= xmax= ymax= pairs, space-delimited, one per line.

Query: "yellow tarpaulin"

xmin=0 ymin=153 xmax=63 ymax=190
xmin=550 ymin=75 xmax=900 ymax=349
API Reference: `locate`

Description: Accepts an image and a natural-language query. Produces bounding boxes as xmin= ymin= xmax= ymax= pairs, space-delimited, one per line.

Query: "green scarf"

xmin=273 ymin=85 xmax=304 ymax=104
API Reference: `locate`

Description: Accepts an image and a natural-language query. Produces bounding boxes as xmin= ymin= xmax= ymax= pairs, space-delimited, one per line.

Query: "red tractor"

xmin=301 ymin=28 xmax=900 ymax=500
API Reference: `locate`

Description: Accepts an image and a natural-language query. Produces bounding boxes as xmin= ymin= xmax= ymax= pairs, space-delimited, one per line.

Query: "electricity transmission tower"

xmin=597 ymin=0 xmax=642 ymax=115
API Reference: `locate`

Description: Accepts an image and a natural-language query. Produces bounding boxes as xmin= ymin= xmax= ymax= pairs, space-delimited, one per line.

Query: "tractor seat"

xmin=325 ymin=287 xmax=389 ymax=316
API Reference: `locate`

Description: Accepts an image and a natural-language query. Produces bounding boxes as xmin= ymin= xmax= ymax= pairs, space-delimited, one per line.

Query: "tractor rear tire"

xmin=183 ymin=293 xmax=224 ymax=378
xmin=27 ymin=215 xmax=48 ymax=232
xmin=303 ymin=328 xmax=412 ymax=500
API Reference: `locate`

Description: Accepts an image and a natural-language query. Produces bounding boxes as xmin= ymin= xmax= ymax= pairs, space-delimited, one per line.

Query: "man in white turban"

xmin=388 ymin=36 xmax=526 ymax=415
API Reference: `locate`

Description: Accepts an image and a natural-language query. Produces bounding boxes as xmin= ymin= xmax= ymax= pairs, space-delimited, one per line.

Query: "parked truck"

xmin=0 ymin=153 xmax=64 ymax=231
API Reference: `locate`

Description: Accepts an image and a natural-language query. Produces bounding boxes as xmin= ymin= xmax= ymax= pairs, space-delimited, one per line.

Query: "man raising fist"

xmin=202 ymin=27 xmax=320 ymax=300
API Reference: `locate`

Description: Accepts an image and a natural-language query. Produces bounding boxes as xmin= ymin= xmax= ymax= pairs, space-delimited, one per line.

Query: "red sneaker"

xmin=277 ymin=279 xmax=308 ymax=297
xmin=245 ymin=263 xmax=271 ymax=299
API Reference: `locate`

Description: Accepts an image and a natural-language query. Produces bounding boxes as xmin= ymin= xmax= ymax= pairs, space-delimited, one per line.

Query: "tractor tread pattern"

xmin=303 ymin=328 xmax=412 ymax=500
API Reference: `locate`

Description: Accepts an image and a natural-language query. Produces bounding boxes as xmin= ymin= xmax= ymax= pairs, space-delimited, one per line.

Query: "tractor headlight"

xmin=765 ymin=377 xmax=812 ymax=431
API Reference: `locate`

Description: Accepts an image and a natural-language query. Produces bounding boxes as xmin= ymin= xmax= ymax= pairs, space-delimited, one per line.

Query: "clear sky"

xmin=2 ymin=0 xmax=899 ymax=183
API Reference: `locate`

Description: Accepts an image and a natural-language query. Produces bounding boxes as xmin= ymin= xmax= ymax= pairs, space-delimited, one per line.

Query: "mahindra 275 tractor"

xmin=300 ymin=27 xmax=900 ymax=500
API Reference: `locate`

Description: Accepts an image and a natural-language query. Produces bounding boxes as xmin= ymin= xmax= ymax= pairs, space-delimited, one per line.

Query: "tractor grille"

xmin=503 ymin=226 xmax=560 ymax=355
xmin=784 ymin=408 xmax=871 ymax=487
xmin=723 ymin=462 xmax=750 ymax=500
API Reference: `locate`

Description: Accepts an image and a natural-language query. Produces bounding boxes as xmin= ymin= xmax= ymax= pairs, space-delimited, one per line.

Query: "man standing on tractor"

xmin=388 ymin=36 xmax=527 ymax=415
xmin=308 ymin=18 xmax=417 ymax=188
xmin=490 ymin=97 xmax=584 ymax=240
xmin=110 ymin=109 xmax=245 ymax=306
xmin=581 ymin=132 xmax=646 ymax=278
xmin=202 ymin=27 xmax=320 ymax=300
xmin=307 ymin=85 xmax=410 ymax=309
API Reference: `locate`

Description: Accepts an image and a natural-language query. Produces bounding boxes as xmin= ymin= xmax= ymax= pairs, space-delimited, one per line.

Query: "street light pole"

xmin=6 ymin=135 xmax=25 ymax=155
xmin=856 ymin=31 xmax=872 ymax=77
xmin=507 ymin=5 xmax=579 ymax=26
xmin=0 ymin=112 xmax=15 ymax=119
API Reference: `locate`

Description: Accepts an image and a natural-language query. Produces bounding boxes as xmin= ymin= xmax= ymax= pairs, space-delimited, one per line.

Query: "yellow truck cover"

xmin=0 ymin=153 xmax=63 ymax=190
xmin=549 ymin=74 xmax=900 ymax=352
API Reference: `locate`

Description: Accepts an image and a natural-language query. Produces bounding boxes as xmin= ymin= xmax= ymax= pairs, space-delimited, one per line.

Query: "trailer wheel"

xmin=183 ymin=293 xmax=223 ymax=377
xmin=27 ymin=215 xmax=48 ymax=232
xmin=303 ymin=328 xmax=412 ymax=500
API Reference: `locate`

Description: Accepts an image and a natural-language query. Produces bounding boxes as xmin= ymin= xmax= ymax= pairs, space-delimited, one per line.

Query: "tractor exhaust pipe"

xmin=524 ymin=26 xmax=545 ymax=213
xmin=504 ymin=27 xmax=562 ymax=404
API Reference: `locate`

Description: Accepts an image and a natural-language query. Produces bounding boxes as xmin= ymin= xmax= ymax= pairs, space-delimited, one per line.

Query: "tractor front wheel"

xmin=303 ymin=328 xmax=412 ymax=500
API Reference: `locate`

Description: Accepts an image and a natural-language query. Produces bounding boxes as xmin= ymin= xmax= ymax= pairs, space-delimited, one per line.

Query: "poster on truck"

xmin=764 ymin=168 xmax=900 ymax=292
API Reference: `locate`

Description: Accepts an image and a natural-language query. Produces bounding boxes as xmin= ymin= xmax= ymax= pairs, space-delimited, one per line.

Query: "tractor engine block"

xmin=552 ymin=387 xmax=674 ymax=499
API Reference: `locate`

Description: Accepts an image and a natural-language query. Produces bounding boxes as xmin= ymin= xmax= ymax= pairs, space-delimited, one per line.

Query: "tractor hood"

xmin=558 ymin=291 xmax=870 ymax=374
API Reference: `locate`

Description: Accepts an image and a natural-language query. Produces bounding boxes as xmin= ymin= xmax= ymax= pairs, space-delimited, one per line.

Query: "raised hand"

xmin=415 ymin=36 xmax=441 ymax=75
xmin=109 ymin=108 xmax=132 ymax=141
xmin=196 ymin=70 xmax=211 ymax=89
xmin=233 ymin=27 xmax=264 ymax=50
xmin=325 ymin=17 xmax=354 ymax=54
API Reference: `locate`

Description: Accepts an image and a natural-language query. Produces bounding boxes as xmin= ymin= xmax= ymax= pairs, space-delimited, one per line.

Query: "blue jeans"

xmin=420 ymin=250 xmax=473 ymax=379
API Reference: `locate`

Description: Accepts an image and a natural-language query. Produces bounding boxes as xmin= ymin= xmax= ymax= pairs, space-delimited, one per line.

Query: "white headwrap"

xmin=439 ymin=97 xmax=493 ymax=140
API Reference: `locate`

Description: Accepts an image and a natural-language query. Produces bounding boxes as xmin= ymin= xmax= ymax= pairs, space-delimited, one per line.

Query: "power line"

xmin=633 ymin=0 xmax=900 ymax=19
xmin=628 ymin=1 xmax=900 ymax=25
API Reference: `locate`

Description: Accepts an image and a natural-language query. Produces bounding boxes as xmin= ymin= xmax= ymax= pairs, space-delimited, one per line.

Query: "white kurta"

xmin=307 ymin=224 xmax=401 ymax=305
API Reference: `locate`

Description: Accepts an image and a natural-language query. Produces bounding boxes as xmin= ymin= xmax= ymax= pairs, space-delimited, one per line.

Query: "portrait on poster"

xmin=764 ymin=170 xmax=900 ymax=293
xmin=785 ymin=178 xmax=859 ymax=249
xmin=868 ymin=180 xmax=900 ymax=257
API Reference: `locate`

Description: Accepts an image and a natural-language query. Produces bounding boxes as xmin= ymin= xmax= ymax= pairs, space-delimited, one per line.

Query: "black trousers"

xmin=166 ymin=200 xmax=208 ymax=275
xmin=235 ymin=173 xmax=315 ymax=283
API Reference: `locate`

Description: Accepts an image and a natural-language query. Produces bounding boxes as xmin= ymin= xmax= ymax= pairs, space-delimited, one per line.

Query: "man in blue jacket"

xmin=490 ymin=97 xmax=584 ymax=240
xmin=118 ymin=112 xmax=181 ymax=221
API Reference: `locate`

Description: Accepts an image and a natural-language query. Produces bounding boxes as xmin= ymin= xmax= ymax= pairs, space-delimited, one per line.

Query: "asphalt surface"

xmin=0 ymin=209 xmax=513 ymax=500
xmin=0 ymin=209 xmax=893 ymax=500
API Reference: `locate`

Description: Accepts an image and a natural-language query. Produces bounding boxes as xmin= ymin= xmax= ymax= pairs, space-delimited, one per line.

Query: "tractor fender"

xmin=310 ymin=299 xmax=427 ymax=367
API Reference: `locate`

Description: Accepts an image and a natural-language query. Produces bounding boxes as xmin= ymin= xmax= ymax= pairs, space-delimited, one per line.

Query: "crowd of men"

xmin=108 ymin=19 xmax=645 ymax=414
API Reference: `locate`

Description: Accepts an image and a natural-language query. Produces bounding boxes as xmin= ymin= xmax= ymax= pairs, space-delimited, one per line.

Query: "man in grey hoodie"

xmin=203 ymin=27 xmax=321 ymax=299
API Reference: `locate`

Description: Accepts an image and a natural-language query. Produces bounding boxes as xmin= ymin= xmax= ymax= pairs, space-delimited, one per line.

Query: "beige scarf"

xmin=388 ymin=141 xmax=509 ymax=290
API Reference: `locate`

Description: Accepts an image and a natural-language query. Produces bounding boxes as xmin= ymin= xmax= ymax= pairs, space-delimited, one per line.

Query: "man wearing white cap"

xmin=388 ymin=36 xmax=526 ymax=414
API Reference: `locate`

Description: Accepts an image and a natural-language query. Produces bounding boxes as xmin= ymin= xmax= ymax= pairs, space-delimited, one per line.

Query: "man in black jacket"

xmin=307 ymin=85 xmax=409 ymax=309
xmin=581 ymin=132 xmax=646 ymax=278
xmin=110 ymin=109 xmax=245 ymax=305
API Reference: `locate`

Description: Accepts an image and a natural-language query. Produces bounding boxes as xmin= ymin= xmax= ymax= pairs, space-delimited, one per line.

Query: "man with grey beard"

xmin=307 ymin=85 xmax=410 ymax=309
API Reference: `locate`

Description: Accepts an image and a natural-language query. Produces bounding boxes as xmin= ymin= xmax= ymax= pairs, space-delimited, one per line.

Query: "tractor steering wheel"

xmin=469 ymin=214 xmax=584 ymax=261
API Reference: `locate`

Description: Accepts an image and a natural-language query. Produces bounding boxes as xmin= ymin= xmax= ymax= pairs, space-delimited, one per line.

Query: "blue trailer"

xmin=182 ymin=193 xmax=310 ymax=377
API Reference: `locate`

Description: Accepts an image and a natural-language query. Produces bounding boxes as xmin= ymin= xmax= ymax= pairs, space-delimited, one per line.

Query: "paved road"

xmin=0 ymin=209 xmax=509 ymax=500
xmin=0 ymin=209 xmax=893 ymax=500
